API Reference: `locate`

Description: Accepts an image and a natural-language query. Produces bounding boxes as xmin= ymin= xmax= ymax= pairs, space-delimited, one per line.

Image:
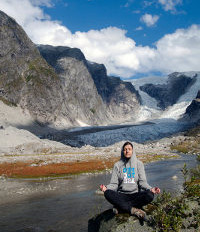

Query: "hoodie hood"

xmin=106 ymin=145 xmax=151 ymax=194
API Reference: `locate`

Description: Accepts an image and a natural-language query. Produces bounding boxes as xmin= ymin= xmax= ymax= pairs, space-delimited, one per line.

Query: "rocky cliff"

xmin=0 ymin=10 xmax=66 ymax=125
xmin=139 ymin=72 xmax=196 ymax=110
xmin=87 ymin=62 xmax=141 ymax=120
xmin=182 ymin=90 xmax=200 ymax=123
xmin=38 ymin=45 xmax=141 ymax=124
xmin=38 ymin=45 xmax=109 ymax=126
xmin=0 ymin=10 xmax=141 ymax=128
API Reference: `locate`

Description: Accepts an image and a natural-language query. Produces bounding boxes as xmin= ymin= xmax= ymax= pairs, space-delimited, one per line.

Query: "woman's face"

xmin=123 ymin=144 xmax=133 ymax=158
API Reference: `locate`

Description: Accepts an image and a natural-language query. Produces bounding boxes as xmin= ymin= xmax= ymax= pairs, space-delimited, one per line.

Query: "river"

xmin=0 ymin=154 xmax=197 ymax=232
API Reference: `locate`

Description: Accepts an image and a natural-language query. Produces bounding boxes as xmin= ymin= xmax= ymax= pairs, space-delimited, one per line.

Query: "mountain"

xmin=38 ymin=45 xmax=141 ymax=124
xmin=139 ymin=72 xmax=196 ymax=110
xmin=182 ymin=90 xmax=200 ymax=123
xmin=132 ymin=72 xmax=200 ymax=122
xmin=0 ymin=10 xmax=69 ymax=126
xmin=0 ymin=10 xmax=141 ymax=128
xmin=87 ymin=62 xmax=141 ymax=119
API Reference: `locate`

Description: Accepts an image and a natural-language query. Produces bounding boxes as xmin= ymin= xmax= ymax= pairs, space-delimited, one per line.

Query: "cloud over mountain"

xmin=0 ymin=0 xmax=200 ymax=78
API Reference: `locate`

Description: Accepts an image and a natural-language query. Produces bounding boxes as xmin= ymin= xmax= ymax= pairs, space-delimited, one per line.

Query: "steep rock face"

xmin=183 ymin=90 xmax=200 ymax=123
xmin=0 ymin=11 xmax=110 ymax=127
xmin=0 ymin=9 xmax=141 ymax=127
xmin=140 ymin=72 xmax=196 ymax=110
xmin=38 ymin=45 xmax=109 ymax=125
xmin=39 ymin=45 xmax=141 ymax=123
xmin=87 ymin=62 xmax=141 ymax=120
xmin=0 ymin=10 xmax=65 ymax=124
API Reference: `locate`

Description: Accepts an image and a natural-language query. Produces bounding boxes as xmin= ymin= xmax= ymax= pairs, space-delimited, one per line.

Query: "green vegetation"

xmin=27 ymin=58 xmax=58 ymax=82
xmin=170 ymin=143 xmax=190 ymax=153
xmin=25 ymin=74 xmax=34 ymax=83
xmin=0 ymin=96 xmax=17 ymax=106
xmin=90 ymin=108 xmax=96 ymax=114
xmin=170 ymin=138 xmax=200 ymax=154
xmin=141 ymin=153 xmax=179 ymax=163
xmin=149 ymin=155 xmax=200 ymax=231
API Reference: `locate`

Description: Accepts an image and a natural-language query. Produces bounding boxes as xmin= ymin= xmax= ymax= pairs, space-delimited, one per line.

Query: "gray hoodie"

xmin=106 ymin=149 xmax=151 ymax=194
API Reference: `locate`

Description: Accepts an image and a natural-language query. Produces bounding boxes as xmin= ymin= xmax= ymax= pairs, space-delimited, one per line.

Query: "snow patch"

xmin=132 ymin=72 xmax=200 ymax=121
xmin=76 ymin=119 xmax=90 ymax=127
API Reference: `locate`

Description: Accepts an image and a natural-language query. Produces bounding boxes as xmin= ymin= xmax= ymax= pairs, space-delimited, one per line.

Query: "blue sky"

xmin=0 ymin=0 xmax=200 ymax=79
xmin=43 ymin=0 xmax=199 ymax=46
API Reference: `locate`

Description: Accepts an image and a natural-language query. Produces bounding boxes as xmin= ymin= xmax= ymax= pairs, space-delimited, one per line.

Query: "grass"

xmin=140 ymin=153 xmax=179 ymax=163
xmin=0 ymin=152 xmax=179 ymax=179
xmin=0 ymin=158 xmax=119 ymax=178
xmin=170 ymin=138 xmax=200 ymax=154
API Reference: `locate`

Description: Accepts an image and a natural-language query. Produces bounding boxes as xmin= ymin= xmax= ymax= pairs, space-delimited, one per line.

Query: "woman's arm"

xmin=137 ymin=161 xmax=152 ymax=191
xmin=100 ymin=164 xmax=119 ymax=192
xmin=138 ymin=161 xmax=160 ymax=194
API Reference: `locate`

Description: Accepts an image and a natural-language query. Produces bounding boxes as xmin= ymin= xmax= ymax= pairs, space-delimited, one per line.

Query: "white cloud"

xmin=135 ymin=26 xmax=143 ymax=31
xmin=30 ymin=0 xmax=53 ymax=7
xmin=153 ymin=25 xmax=200 ymax=73
xmin=0 ymin=0 xmax=200 ymax=78
xmin=0 ymin=0 xmax=72 ymax=45
xmin=140 ymin=14 xmax=159 ymax=27
xmin=158 ymin=0 xmax=182 ymax=12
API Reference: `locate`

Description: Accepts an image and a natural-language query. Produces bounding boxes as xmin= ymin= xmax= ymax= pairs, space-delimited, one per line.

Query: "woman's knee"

xmin=146 ymin=190 xmax=154 ymax=202
xmin=104 ymin=189 xmax=114 ymax=199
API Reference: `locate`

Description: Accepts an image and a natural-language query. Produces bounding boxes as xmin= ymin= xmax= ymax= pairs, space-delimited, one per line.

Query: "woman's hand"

xmin=100 ymin=184 xmax=107 ymax=192
xmin=150 ymin=187 xmax=160 ymax=194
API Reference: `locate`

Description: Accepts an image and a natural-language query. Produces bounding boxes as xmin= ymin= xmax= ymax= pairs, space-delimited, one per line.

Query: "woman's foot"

xmin=131 ymin=207 xmax=146 ymax=220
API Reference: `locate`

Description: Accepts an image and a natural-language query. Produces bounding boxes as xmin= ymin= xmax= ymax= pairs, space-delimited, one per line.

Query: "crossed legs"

xmin=104 ymin=189 xmax=154 ymax=214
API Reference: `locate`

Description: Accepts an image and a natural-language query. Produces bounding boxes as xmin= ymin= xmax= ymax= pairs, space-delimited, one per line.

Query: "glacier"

xmin=64 ymin=72 xmax=200 ymax=147
xmin=132 ymin=72 xmax=200 ymax=121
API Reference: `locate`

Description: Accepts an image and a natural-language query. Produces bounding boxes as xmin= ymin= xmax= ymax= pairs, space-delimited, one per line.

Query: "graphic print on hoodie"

xmin=123 ymin=167 xmax=135 ymax=183
xmin=106 ymin=148 xmax=152 ymax=194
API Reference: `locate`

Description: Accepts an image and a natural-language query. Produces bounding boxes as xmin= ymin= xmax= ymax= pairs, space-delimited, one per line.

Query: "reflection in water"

xmin=0 ymin=155 xmax=197 ymax=232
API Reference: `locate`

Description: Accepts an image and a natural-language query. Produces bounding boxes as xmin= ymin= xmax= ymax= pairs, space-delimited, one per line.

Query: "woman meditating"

xmin=100 ymin=141 xmax=160 ymax=220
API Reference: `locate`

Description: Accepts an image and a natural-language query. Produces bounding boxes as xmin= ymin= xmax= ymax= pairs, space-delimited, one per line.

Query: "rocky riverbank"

xmin=0 ymin=128 xmax=187 ymax=178
xmin=89 ymin=155 xmax=200 ymax=232
xmin=0 ymin=153 xmax=198 ymax=232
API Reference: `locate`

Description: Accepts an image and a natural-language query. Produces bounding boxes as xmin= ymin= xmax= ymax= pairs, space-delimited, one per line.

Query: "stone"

xmin=88 ymin=209 xmax=153 ymax=232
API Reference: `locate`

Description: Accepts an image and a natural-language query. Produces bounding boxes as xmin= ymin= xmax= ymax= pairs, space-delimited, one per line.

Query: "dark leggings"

xmin=104 ymin=189 xmax=154 ymax=213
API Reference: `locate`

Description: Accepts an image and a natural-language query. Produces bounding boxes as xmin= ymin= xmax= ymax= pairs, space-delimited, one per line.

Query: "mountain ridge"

xmin=0 ymin=10 xmax=141 ymax=128
xmin=38 ymin=44 xmax=141 ymax=125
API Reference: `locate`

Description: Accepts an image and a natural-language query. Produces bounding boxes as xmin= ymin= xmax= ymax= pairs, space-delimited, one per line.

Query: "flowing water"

xmin=0 ymin=154 xmax=198 ymax=232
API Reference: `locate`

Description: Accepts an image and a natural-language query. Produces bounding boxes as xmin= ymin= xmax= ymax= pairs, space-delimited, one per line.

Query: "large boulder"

xmin=88 ymin=209 xmax=153 ymax=232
